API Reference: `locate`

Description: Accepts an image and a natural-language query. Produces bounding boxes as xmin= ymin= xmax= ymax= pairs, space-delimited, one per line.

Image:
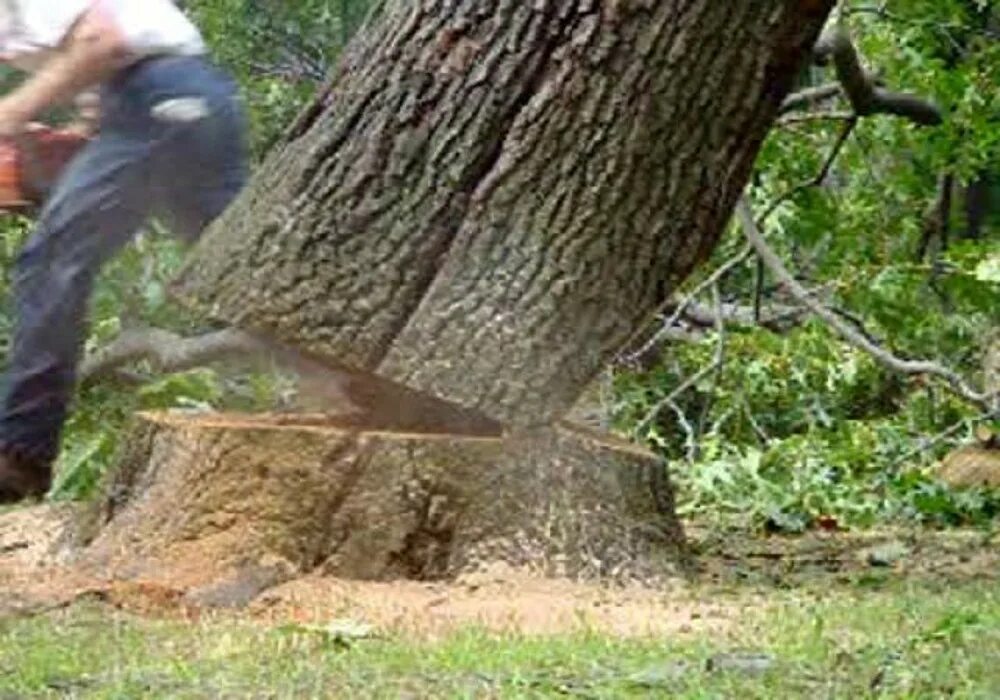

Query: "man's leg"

xmin=0 ymin=132 xmax=152 ymax=500
xmin=0 ymin=58 xmax=249 ymax=502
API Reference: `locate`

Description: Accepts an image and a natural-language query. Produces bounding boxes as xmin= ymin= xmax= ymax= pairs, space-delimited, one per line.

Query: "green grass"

xmin=2 ymin=578 xmax=1000 ymax=698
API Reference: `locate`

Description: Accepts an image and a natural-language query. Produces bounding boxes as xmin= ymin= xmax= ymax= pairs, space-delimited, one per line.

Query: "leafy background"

xmin=613 ymin=0 xmax=1000 ymax=532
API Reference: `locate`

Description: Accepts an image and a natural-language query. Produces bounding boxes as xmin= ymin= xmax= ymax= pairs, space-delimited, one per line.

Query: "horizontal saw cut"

xmin=75 ymin=411 xmax=688 ymax=588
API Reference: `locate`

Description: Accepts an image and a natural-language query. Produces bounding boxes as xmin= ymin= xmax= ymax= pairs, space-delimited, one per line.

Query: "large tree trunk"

xmin=176 ymin=0 xmax=832 ymax=427
xmin=83 ymin=1 xmax=834 ymax=586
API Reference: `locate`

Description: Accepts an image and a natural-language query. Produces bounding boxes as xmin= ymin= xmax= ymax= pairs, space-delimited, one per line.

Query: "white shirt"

xmin=0 ymin=0 xmax=205 ymax=67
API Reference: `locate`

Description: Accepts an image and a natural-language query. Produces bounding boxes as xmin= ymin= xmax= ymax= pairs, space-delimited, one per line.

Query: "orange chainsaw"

xmin=0 ymin=124 xmax=90 ymax=213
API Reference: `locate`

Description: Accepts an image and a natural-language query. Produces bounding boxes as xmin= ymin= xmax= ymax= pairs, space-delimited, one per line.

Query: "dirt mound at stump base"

xmin=0 ymin=409 xmax=687 ymax=624
xmin=0 ymin=505 xmax=710 ymax=639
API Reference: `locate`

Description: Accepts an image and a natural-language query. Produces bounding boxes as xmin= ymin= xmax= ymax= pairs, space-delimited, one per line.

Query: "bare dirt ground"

xmin=1 ymin=504 xmax=997 ymax=639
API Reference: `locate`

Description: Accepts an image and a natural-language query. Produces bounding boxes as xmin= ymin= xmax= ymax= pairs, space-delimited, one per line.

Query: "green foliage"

xmin=615 ymin=321 xmax=1000 ymax=532
xmin=614 ymin=0 xmax=1000 ymax=532
xmin=186 ymin=0 xmax=372 ymax=156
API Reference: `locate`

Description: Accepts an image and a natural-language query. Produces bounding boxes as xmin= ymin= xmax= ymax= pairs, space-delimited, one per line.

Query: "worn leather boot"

xmin=0 ymin=452 xmax=51 ymax=504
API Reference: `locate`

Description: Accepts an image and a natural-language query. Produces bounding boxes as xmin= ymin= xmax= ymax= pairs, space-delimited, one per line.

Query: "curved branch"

xmin=757 ymin=117 xmax=857 ymax=225
xmin=735 ymin=196 xmax=994 ymax=411
xmin=815 ymin=24 xmax=943 ymax=126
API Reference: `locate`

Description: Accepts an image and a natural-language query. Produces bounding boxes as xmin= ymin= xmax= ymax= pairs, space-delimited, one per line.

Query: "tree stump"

xmin=76 ymin=411 xmax=686 ymax=588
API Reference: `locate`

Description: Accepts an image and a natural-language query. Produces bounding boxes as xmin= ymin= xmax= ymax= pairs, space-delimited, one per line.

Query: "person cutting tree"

xmin=0 ymin=0 xmax=248 ymax=502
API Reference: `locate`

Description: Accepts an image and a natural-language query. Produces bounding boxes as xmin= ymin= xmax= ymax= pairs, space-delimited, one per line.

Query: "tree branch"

xmin=780 ymin=82 xmax=844 ymax=114
xmin=674 ymin=299 xmax=809 ymax=332
xmin=814 ymin=23 xmax=943 ymax=126
xmin=735 ymin=196 xmax=994 ymax=411
xmin=914 ymin=173 xmax=954 ymax=261
xmin=619 ymin=244 xmax=753 ymax=368
xmin=756 ymin=117 xmax=858 ymax=226
xmin=667 ymin=397 xmax=699 ymax=462
xmin=635 ymin=285 xmax=728 ymax=436
xmin=693 ymin=284 xmax=728 ymax=446
xmin=80 ymin=328 xmax=267 ymax=385
xmin=777 ymin=111 xmax=856 ymax=126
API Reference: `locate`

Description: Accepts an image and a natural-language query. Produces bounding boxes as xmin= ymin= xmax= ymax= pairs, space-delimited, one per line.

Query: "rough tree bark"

xmin=79 ymin=1 xmax=834 ymax=587
xmin=176 ymin=0 xmax=832 ymax=426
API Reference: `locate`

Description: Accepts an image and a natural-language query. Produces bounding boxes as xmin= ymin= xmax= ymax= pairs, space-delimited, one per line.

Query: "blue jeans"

xmin=0 ymin=55 xmax=248 ymax=463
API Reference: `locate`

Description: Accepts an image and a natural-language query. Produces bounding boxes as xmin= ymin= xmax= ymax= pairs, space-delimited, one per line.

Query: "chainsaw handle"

xmin=2 ymin=124 xmax=91 ymax=207
xmin=12 ymin=127 xmax=53 ymax=202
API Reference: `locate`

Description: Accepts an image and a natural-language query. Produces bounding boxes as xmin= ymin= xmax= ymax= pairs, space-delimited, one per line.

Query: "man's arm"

xmin=0 ymin=6 xmax=132 ymax=135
